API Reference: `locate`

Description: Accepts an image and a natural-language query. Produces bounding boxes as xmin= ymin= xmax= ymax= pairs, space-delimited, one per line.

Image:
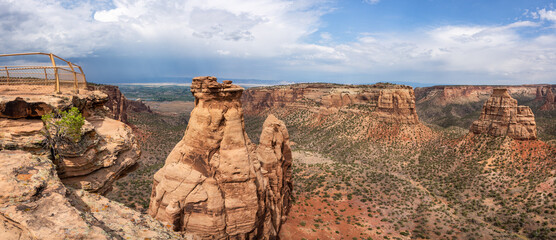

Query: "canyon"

xmin=0 ymin=79 xmax=554 ymax=240
xmin=242 ymin=83 xmax=420 ymax=124
xmin=239 ymin=83 xmax=554 ymax=239
xmin=414 ymin=84 xmax=556 ymax=142
xmin=242 ymin=83 xmax=434 ymax=143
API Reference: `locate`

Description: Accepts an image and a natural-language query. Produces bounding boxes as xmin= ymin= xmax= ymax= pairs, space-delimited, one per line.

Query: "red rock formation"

xmin=242 ymin=83 xmax=420 ymax=124
xmin=0 ymin=90 xmax=177 ymax=239
xmin=540 ymin=87 xmax=555 ymax=111
xmin=0 ymin=150 xmax=182 ymax=239
xmin=470 ymin=89 xmax=537 ymax=140
xmin=414 ymin=84 xmax=553 ymax=107
xmin=148 ymin=76 xmax=292 ymax=239
xmin=257 ymin=114 xmax=293 ymax=235
xmin=127 ymin=98 xmax=152 ymax=113
xmin=0 ymin=90 xmax=140 ymax=194
xmin=376 ymin=89 xmax=419 ymax=124
xmin=87 ymin=84 xmax=152 ymax=123
xmin=87 ymin=84 xmax=128 ymax=122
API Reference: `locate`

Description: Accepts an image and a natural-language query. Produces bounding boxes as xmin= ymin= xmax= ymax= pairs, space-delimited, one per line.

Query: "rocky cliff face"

xmin=414 ymin=85 xmax=546 ymax=106
xmin=87 ymin=84 xmax=152 ymax=123
xmin=0 ymin=150 xmax=182 ymax=240
xmin=0 ymin=89 xmax=182 ymax=239
xmin=470 ymin=89 xmax=537 ymax=140
xmin=0 ymin=91 xmax=140 ymax=194
xmin=242 ymin=83 xmax=420 ymax=124
xmin=87 ymin=84 xmax=128 ymax=122
xmin=538 ymin=86 xmax=556 ymax=111
xmin=148 ymin=76 xmax=292 ymax=239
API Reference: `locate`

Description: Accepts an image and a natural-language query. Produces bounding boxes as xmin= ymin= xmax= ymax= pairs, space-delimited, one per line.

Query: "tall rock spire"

xmin=148 ymin=76 xmax=292 ymax=239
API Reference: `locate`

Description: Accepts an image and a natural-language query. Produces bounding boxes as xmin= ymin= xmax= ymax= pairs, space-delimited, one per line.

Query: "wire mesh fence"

xmin=0 ymin=53 xmax=87 ymax=95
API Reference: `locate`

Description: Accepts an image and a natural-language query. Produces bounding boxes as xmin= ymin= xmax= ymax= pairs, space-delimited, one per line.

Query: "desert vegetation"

xmin=106 ymin=110 xmax=189 ymax=211
xmin=108 ymin=85 xmax=555 ymax=239
xmin=245 ymin=100 xmax=555 ymax=239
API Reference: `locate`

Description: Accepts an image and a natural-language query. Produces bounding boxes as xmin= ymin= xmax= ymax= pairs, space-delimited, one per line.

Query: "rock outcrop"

xmin=470 ymin=89 xmax=537 ymax=140
xmin=414 ymin=85 xmax=544 ymax=106
xmin=87 ymin=84 xmax=152 ymax=123
xmin=0 ymin=90 xmax=140 ymax=194
xmin=0 ymin=88 xmax=184 ymax=239
xmin=539 ymin=87 xmax=556 ymax=111
xmin=242 ymin=83 xmax=420 ymax=124
xmin=0 ymin=150 xmax=182 ymax=240
xmin=87 ymin=84 xmax=128 ymax=122
xmin=148 ymin=76 xmax=292 ymax=239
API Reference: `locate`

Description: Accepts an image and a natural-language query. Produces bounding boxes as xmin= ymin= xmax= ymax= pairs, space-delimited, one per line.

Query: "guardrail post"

xmin=49 ymin=53 xmax=60 ymax=94
xmin=43 ymin=68 xmax=48 ymax=85
xmin=4 ymin=67 xmax=8 ymax=85
xmin=67 ymin=62 xmax=78 ymax=93
xmin=77 ymin=66 xmax=87 ymax=88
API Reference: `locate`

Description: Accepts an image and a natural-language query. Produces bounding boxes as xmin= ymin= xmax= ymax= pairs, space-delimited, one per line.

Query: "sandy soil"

xmin=293 ymin=151 xmax=333 ymax=165
xmin=145 ymin=101 xmax=194 ymax=116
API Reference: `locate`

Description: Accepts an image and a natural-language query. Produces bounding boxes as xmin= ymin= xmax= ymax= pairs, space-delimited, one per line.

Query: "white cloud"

xmin=363 ymin=0 xmax=380 ymax=5
xmin=1 ymin=0 xmax=555 ymax=84
xmin=538 ymin=8 xmax=556 ymax=22
xmin=0 ymin=0 xmax=330 ymax=58
xmin=216 ymin=49 xmax=230 ymax=55
xmin=281 ymin=21 xmax=556 ymax=83
xmin=320 ymin=32 xmax=332 ymax=40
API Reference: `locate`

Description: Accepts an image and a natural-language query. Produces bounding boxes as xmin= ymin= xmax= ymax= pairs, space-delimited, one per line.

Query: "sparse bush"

xmin=42 ymin=107 xmax=85 ymax=160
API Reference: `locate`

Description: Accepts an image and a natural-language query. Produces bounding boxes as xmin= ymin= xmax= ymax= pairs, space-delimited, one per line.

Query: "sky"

xmin=1 ymin=0 xmax=556 ymax=85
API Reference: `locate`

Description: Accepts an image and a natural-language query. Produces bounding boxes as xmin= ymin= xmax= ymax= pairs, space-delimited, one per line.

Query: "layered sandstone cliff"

xmin=0 ymin=88 xmax=182 ymax=239
xmin=0 ymin=150 xmax=182 ymax=240
xmin=242 ymin=83 xmax=420 ymax=124
xmin=538 ymin=86 xmax=555 ymax=111
xmin=148 ymin=77 xmax=292 ymax=239
xmin=470 ymin=89 xmax=537 ymax=140
xmin=0 ymin=90 xmax=139 ymax=194
xmin=87 ymin=84 xmax=152 ymax=123
xmin=414 ymin=85 xmax=548 ymax=106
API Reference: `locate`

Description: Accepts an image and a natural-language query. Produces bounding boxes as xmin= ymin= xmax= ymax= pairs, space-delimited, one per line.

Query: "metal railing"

xmin=0 ymin=52 xmax=87 ymax=94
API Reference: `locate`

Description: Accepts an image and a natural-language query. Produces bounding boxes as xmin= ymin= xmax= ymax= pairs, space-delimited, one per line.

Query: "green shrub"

xmin=42 ymin=107 xmax=85 ymax=142
xmin=42 ymin=107 xmax=85 ymax=160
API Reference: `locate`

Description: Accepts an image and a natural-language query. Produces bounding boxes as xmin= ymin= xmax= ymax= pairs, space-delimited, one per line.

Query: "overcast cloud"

xmin=0 ymin=0 xmax=555 ymax=84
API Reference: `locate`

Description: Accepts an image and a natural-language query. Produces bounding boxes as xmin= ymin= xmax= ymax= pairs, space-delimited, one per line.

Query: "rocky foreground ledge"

xmin=0 ymin=90 xmax=139 ymax=193
xmin=0 ymin=90 xmax=183 ymax=239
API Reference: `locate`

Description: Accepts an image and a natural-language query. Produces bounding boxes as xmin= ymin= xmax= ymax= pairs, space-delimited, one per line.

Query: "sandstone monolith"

xmin=470 ymin=89 xmax=537 ymax=140
xmin=148 ymin=76 xmax=292 ymax=239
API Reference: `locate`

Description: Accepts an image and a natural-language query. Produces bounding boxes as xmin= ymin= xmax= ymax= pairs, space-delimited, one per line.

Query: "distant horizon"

xmin=105 ymin=79 xmax=556 ymax=89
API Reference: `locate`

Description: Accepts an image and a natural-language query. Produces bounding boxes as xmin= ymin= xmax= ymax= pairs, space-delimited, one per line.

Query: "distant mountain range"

xmin=111 ymin=77 xmax=438 ymax=88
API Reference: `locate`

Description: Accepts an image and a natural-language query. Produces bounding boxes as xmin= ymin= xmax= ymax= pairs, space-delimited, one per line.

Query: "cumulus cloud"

xmin=538 ymin=8 xmax=556 ymax=22
xmin=1 ymin=0 xmax=330 ymax=58
xmin=0 ymin=0 xmax=117 ymax=57
xmin=283 ymin=21 xmax=556 ymax=83
xmin=1 ymin=0 xmax=555 ymax=84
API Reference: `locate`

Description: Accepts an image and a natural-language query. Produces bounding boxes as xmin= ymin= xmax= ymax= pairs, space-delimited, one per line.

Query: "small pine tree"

xmin=42 ymin=107 xmax=85 ymax=160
